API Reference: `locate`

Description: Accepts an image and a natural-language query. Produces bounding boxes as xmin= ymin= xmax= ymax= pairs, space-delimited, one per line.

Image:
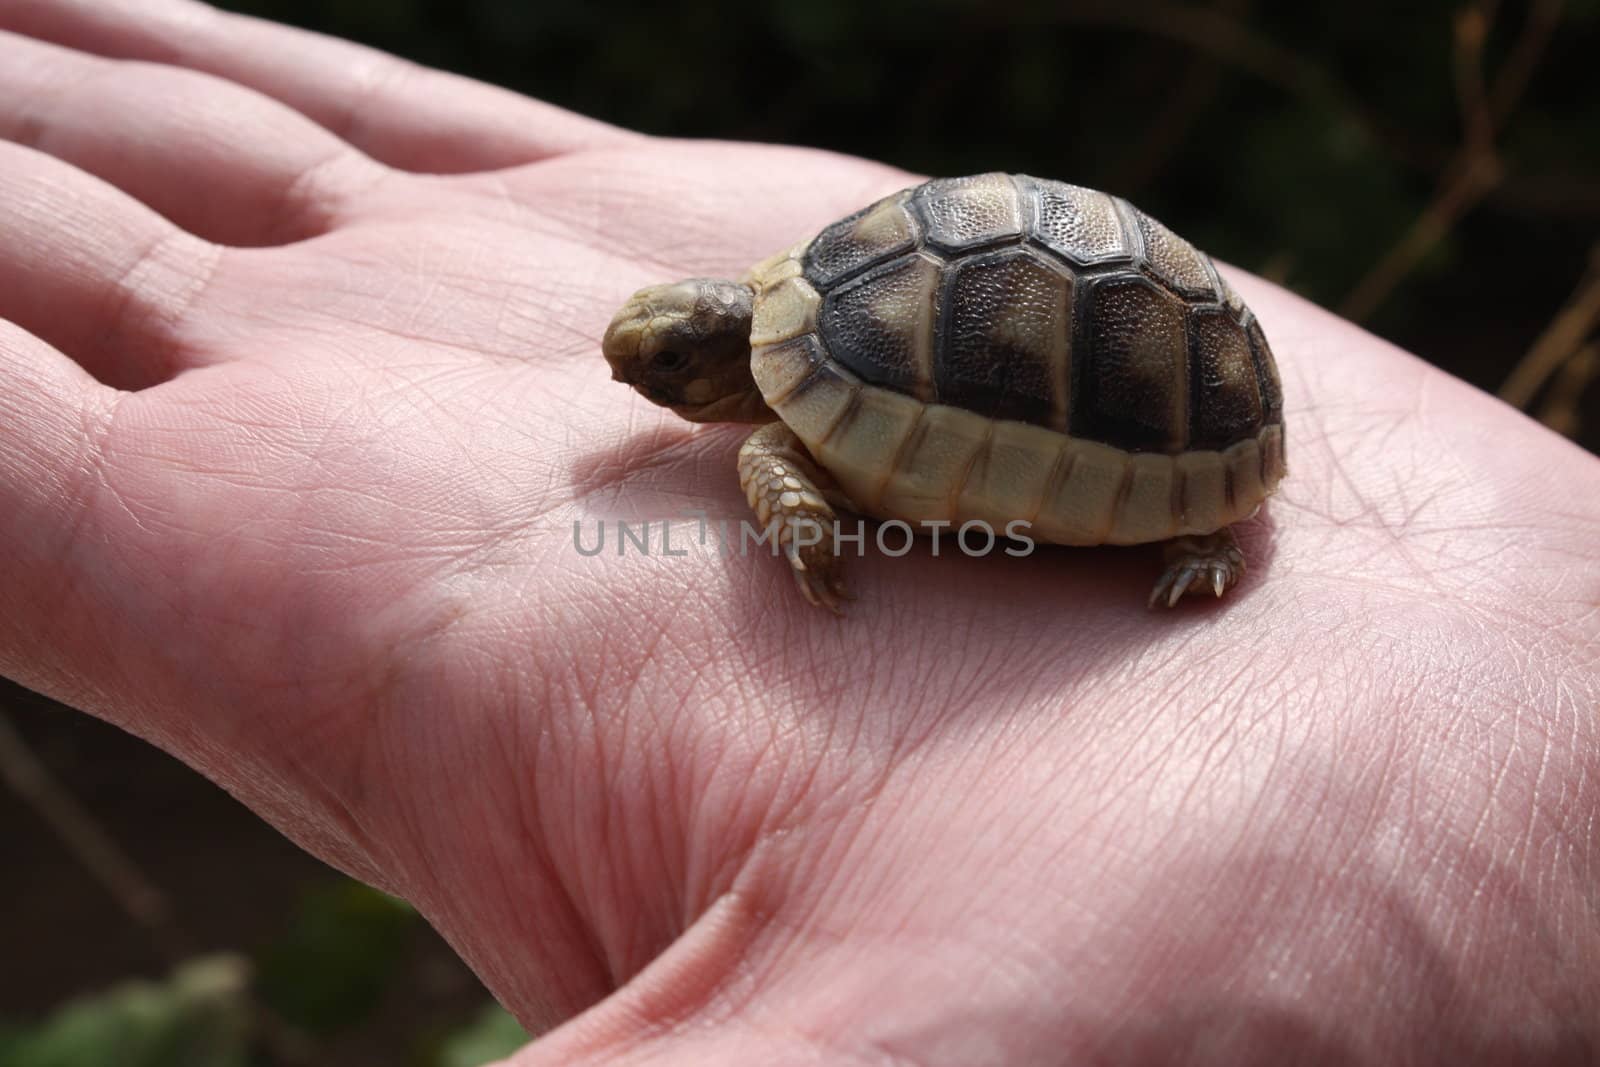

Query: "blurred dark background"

xmin=4 ymin=1 xmax=1597 ymax=1064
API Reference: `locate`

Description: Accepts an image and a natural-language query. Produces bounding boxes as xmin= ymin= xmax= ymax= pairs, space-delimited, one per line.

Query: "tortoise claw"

xmin=787 ymin=538 xmax=852 ymax=616
xmin=1149 ymin=530 xmax=1246 ymax=610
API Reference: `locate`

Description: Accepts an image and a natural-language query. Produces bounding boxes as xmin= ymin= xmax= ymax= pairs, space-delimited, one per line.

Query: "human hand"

xmin=2 ymin=2 xmax=1597 ymax=1063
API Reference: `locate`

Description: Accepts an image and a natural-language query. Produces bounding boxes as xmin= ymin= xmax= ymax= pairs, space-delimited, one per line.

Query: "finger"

xmin=1 ymin=0 xmax=641 ymax=173
xmin=0 ymin=31 xmax=388 ymax=246
xmin=0 ymin=141 xmax=220 ymax=389
xmin=0 ymin=320 xmax=119 ymax=699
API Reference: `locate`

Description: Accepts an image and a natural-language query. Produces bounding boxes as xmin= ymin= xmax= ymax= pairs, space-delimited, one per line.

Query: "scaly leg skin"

xmin=1149 ymin=527 xmax=1247 ymax=609
xmin=737 ymin=422 xmax=855 ymax=614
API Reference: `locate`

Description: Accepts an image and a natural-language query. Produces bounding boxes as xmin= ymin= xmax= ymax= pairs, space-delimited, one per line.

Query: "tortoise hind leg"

xmin=1149 ymin=527 xmax=1246 ymax=608
xmin=737 ymin=422 xmax=856 ymax=614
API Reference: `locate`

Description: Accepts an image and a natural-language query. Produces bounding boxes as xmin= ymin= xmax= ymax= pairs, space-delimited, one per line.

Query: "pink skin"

xmin=1 ymin=2 xmax=1598 ymax=1063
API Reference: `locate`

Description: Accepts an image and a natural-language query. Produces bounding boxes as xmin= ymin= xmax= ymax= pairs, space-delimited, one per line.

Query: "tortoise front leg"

xmin=737 ymin=422 xmax=855 ymax=614
xmin=1149 ymin=527 xmax=1247 ymax=608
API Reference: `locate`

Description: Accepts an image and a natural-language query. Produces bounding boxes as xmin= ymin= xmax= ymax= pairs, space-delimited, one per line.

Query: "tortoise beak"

xmin=602 ymin=308 xmax=648 ymax=387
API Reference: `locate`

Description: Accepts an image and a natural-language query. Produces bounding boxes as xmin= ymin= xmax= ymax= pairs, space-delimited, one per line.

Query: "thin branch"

xmin=0 ymin=710 xmax=188 ymax=957
xmin=1452 ymin=5 xmax=1496 ymax=160
xmin=1489 ymin=0 xmax=1563 ymax=124
xmin=1111 ymin=0 xmax=1251 ymax=194
xmin=1338 ymin=0 xmax=1563 ymax=323
xmin=1534 ymin=342 xmax=1597 ymax=438
xmin=1500 ymin=241 xmax=1600 ymax=410
xmin=0 ymin=709 xmax=317 ymax=1065
xmin=1337 ymin=155 xmax=1502 ymax=324
xmin=1488 ymin=173 xmax=1600 ymax=221
xmin=1008 ymin=0 xmax=1447 ymax=173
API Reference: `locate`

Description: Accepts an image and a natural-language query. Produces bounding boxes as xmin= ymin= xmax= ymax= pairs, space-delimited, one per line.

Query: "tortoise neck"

xmin=677 ymin=385 xmax=776 ymax=424
xmin=672 ymin=279 xmax=771 ymax=423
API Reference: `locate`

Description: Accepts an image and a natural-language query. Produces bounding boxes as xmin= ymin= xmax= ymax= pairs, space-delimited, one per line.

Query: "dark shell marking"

xmin=801 ymin=172 xmax=1280 ymax=455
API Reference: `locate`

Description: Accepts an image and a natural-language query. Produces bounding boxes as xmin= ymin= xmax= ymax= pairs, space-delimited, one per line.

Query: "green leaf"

xmin=252 ymin=880 xmax=417 ymax=1034
xmin=433 ymin=1004 xmax=529 ymax=1067
xmin=0 ymin=956 xmax=253 ymax=1067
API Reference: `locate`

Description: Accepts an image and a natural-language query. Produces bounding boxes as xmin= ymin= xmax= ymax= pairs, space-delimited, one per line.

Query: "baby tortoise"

xmin=604 ymin=173 xmax=1285 ymax=612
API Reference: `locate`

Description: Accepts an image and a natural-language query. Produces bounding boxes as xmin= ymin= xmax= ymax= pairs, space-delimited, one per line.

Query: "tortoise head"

xmin=602 ymin=278 xmax=772 ymax=423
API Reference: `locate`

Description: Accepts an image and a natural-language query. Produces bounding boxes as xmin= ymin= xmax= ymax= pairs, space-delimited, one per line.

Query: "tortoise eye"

xmin=652 ymin=350 xmax=687 ymax=371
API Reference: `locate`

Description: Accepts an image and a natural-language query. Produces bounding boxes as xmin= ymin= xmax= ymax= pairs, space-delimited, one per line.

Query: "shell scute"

xmin=938 ymin=247 xmax=1073 ymax=430
xmin=1246 ymin=316 xmax=1284 ymax=426
xmin=912 ymin=173 xmax=1025 ymax=253
xmin=1129 ymin=207 xmax=1217 ymax=299
xmin=803 ymin=191 xmax=920 ymax=289
xmin=1188 ymin=307 xmax=1263 ymax=449
xmin=1075 ymin=274 xmax=1189 ymax=453
xmin=1020 ymin=176 xmax=1131 ymax=266
xmin=750 ymin=333 xmax=825 ymax=404
xmin=816 ymin=251 xmax=940 ymax=401
xmin=748 ymin=275 xmax=820 ymax=348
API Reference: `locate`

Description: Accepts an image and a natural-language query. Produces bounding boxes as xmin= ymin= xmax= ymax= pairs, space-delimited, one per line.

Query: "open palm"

xmin=2 ymin=2 xmax=1597 ymax=1064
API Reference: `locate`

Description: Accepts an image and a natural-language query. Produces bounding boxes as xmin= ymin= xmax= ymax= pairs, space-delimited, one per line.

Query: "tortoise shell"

xmin=744 ymin=172 xmax=1286 ymax=546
